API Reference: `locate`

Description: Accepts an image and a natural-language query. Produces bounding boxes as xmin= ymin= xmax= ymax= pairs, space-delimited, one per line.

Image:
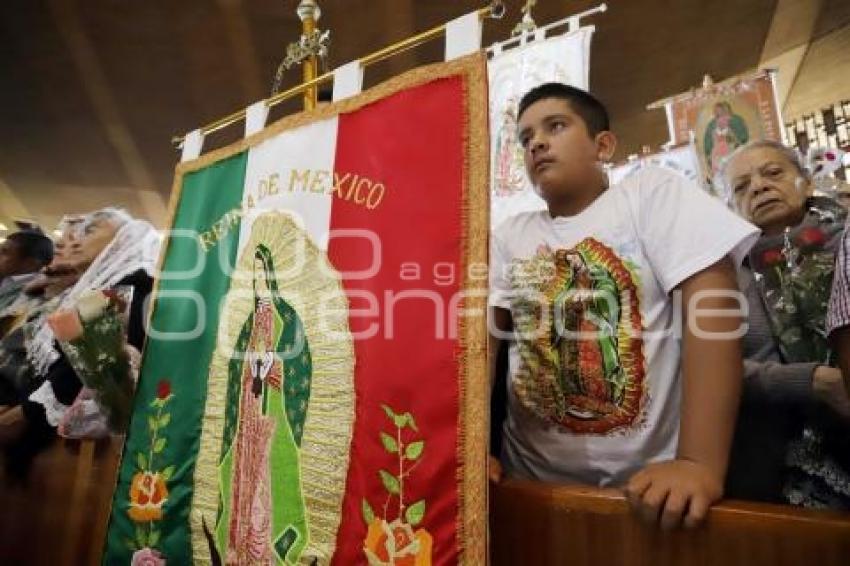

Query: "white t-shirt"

xmin=490 ymin=166 xmax=759 ymax=487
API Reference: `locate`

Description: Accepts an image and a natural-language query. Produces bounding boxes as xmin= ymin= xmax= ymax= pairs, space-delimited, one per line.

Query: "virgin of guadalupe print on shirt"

xmin=509 ymin=238 xmax=646 ymax=434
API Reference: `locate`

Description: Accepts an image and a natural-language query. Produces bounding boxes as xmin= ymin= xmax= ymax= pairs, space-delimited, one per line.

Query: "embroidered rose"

xmin=156 ymin=379 xmax=171 ymax=400
xmin=47 ymin=309 xmax=84 ymax=341
xmin=364 ymin=518 xmax=432 ymax=566
xmin=128 ymin=471 xmax=169 ymax=522
xmin=131 ymin=547 xmax=165 ymax=566
xmin=761 ymin=248 xmax=784 ymax=267
xmin=796 ymin=226 xmax=826 ymax=248
xmin=76 ymin=289 xmax=110 ymax=322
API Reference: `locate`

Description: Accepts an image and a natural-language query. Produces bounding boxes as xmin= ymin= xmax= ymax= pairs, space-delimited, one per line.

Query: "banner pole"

xmin=173 ymin=2 xmax=505 ymax=146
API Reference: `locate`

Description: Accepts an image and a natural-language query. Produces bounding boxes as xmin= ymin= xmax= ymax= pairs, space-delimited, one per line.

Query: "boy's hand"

xmin=624 ymin=459 xmax=722 ymax=530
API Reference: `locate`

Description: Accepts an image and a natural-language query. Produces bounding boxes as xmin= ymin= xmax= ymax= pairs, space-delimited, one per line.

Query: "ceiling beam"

xmin=217 ymin=0 xmax=266 ymax=102
xmin=48 ymin=0 xmax=158 ymax=194
xmin=758 ymin=0 xmax=824 ymax=110
xmin=0 ymin=175 xmax=34 ymax=227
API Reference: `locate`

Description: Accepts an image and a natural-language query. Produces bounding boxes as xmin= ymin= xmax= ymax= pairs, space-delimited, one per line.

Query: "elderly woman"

xmin=723 ymin=140 xmax=850 ymax=509
xmin=0 ymin=208 xmax=160 ymax=461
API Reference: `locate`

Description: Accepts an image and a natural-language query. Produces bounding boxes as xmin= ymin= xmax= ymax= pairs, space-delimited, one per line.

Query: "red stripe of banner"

xmin=328 ymin=76 xmax=466 ymax=565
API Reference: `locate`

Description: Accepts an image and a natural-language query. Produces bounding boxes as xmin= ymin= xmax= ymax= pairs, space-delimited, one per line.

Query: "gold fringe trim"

xmin=454 ymin=54 xmax=490 ymax=566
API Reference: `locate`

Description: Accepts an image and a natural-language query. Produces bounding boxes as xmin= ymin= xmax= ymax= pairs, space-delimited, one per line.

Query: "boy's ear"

xmin=594 ymin=131 xmax=617 ymax=163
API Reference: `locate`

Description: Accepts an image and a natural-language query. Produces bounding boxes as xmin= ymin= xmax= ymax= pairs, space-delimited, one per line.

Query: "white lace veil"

xmin=27 ymin=211 xmax=162 ymax=378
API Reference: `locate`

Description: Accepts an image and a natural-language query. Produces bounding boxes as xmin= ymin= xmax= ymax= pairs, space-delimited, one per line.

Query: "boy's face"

xmin=517 ymin=98 xmax=602 ymax=202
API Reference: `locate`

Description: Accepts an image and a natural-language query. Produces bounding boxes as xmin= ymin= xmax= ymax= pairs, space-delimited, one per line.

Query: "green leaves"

xmin=158 ymin=413 xmax=171 ymax=428
xmin=134 ymin=524 xmax=146 ymax=548
xmin=379 ymin=469 xmax=400 ymax=494
xmin=153 ymin=438 xmax=166 ymax=454
xmin=148 ymin=529 xmax=161 ymax=548
xmin=380 ymin=432 xmax=398 ymax=454
xmin=405 ymin=500 xmax=426 ymax=527
xmin=405 ymin=441 xmax=424 ymax=461
xmin=381 ymin=404 xmax=395 ymax=421
xmin=361 ymin=499 xmax=375 ymax=525
xmin=136 ymin=452 xmax=147 ymax=470
xmin=161 ymin=465 xmax=175 ymax=482
xmin=380 ymin=404 xmax=418 ymax=431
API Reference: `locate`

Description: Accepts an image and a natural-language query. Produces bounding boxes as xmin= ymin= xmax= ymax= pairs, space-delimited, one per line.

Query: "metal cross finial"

xmin=512 ymin=0 xmax=538 ymax=36
xmin=271 ymin=0 xmax=330 ymax=96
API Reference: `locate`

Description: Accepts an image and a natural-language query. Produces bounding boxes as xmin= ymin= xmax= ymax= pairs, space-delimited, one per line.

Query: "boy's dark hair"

xmin=7 ymin=230 xmax=54 ymax=266
xmin=517 ymin=82 xmax=610 ymax=137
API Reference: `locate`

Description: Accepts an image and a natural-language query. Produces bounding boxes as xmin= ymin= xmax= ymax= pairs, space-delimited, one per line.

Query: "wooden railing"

xmin=491 ymin=479 xmax=850 ymax=566
xmin=3 ymin=440 xmax=850 ymax=565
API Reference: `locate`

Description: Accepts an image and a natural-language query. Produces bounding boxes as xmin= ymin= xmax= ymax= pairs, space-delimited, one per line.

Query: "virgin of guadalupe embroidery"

xmin=215 ymin=243 xmax=312 ymax=564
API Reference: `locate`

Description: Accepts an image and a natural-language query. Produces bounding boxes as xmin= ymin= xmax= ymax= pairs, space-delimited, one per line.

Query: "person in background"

xmin=0 ymin=226 xmax=54 ymax=314
xmin=723 ymin=139 xmax=850 ymax=510
xmin=827 ymin=226 xmax=850 ymax=397
xmin=0 ymin=208 xmax=160 ymax=473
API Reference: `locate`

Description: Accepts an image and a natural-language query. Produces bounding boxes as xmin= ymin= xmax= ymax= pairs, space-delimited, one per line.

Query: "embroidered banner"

xmin=488 ymin=27 xmax=594 ymax=227
xmin=103 ymin=54 xmax=489 ymax=565
xmin=608 ymin=142 xmax=707 ymax=192
xmin=666 ymin=70 xmax=782 ymax=197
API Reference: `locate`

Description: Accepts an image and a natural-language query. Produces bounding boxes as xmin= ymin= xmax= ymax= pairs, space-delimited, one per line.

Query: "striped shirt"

xmin=827 ymin=223 xmax=850 ymax=334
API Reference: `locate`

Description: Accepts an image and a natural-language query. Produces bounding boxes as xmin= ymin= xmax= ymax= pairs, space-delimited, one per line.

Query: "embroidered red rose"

xmin=796 ymin=227 xmax=826 ymax=248
xmin=156 ymin=380 xmax=171 ymax=400
xmin=761 ymin=249 xmax=784 ymax=266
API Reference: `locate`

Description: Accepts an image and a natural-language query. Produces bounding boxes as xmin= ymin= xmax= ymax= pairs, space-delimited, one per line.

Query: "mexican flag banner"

xmin=103 ymin=54 xmax=489 ymax=565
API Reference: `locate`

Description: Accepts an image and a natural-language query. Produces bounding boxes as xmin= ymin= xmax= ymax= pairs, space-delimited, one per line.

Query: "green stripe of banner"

xmin=103 ymin=152 xmax=248 ymax=564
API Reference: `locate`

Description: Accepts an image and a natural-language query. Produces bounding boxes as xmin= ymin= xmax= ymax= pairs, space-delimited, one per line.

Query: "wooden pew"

xmin=491 ymin=479 xmax=850 ymax=566
xmin=0 ymin=437 xmax=122 ymax=566
xmin=4 ymin=441 xmax=850 ymax=565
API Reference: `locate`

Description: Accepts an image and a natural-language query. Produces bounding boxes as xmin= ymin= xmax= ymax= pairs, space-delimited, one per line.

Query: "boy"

xmin=489 ymin=83 xmax=759 ymax=529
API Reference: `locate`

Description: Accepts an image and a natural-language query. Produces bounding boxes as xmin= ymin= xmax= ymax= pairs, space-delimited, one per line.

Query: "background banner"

xmin=488 ymin=27 xmax=594 ymax=227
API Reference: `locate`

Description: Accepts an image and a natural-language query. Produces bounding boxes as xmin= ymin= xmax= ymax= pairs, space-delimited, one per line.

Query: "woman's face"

xmin=726 ymin=146 xmax=812 ymax=236
xmin=71 ymin=217 xmax=120 ymax=268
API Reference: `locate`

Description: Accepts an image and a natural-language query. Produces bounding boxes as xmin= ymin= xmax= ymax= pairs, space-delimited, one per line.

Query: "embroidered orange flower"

xmin=364 ymin=518 xmax=432 ymax=566
xmin=128 ymin=471 xmax=169 ymax=522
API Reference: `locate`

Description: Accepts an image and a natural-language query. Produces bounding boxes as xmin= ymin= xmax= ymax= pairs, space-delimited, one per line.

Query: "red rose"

xmin=761 ymin=249 xmax=784 ymax=266
xmin=797 ymin=227 xmax=826 ymax=248
xmin=156 ymin=380 xmax=171 ymax=400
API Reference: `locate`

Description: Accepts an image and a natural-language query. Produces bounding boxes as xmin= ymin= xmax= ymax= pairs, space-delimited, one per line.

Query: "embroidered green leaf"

xmin=136 ymin=452 xmax=148 ymax=470
xmin=135 ymin=524 xmax=147 ymax=547
xmin=148 ymin=529 xmax=160 ymax=548
xmin=403 ymin=412 xmax=419 ymax=432
xmin=153 ymin=438 xmax=166 ymax=453
xmin=159 ymin=413 xmax=171 ymax=428
xmin=392 ymin=414 xmax=407 ymax=429
xmin=125 ymin=538 xmax=137 ymax=551
xmin=380 ymin=432 xmax=398 ymax=454
xmin=379 ymin=469 xmax=400 ymax=494
xmin=405 ymin=499 xmax=426 ymax=527
xmin=405 ymin=440 xmax=424 ymax=461
xmin=381 ymin=404 xmax=397 ymax=421
xmin=148 ymin=416 xmax=157 ymax=432
xmin=161 ymin=465 xmax=175 ymax=482
xmin=361 ymin=498 xmax=375 ymax=525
